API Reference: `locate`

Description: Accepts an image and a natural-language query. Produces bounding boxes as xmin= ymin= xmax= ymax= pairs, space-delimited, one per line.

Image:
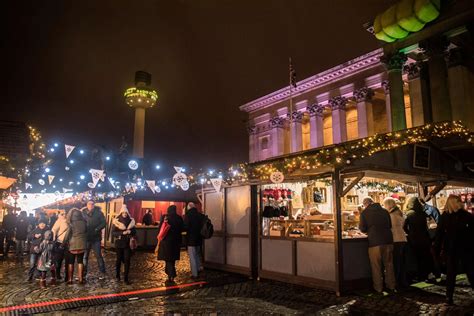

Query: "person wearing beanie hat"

xmin=27 ymin=220 xmax=48 ymax=281
xmin=112 ymin=204 xmax=136 ymax=284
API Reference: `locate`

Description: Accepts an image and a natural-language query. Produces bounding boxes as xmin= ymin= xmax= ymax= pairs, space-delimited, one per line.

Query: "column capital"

xmin=382 ymin=80 xmax=390 ymax=94
xmin=446 ymin=47 xmax=469 ymax=68
xmin=329 ymin=96 xmax=348 ymax=111
xmin=307 ymin=103 xmax=324 ymax=117
xmin=270 ymin=116 xmax=286 ymax=129
xmin=403 ymin=62 xmax=423 ymax=80
xmin=287 ymin=111 xmax=304 ymax=123
xmin=380 ymin=52 xmax=407 ymax=71
xmin=353 ymin=87 xmax=374 ymax=102
xmin=420 ymin=36 xmax=449 ymax=57
xmin=247 ymin=125 xmax=257 ymax=135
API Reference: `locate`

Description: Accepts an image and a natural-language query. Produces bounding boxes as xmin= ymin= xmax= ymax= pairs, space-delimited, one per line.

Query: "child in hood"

xmin=34 ymin=230 xmax=56 ymax=287
xmin=27 ymin=219 xmax=48 ymax=281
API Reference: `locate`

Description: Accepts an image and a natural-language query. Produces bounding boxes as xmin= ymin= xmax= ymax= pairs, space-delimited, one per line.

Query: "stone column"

xmin=353 ymin=87 xmax=374 ymax=138
xmin=329 ymin=96 xmax=348 ymax=144
xmin=404 ymin=62 xmax=426 ymax=127
xmin=307 ymin=103 xmax=324 ymax=148
xmin=269 ymin=117 xmax=286 ymax=157
xmin=289 ymin=111 xmax=304 ymax=153
xmin=447 ymin=47 xmax=474 ymax=130
xmin=381 ymin=52 xmax=407 ymax=131
xmin=247 ymin=125 xmax=257 ymax=162
xmin=382 ymin=80 xmax=392 ymax=132
xmin=420 ymin=37 xmax=452 ymax=122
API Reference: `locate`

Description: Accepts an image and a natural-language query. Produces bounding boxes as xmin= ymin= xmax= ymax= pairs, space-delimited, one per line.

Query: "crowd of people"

xmin=360 ymin=194 xmax=474 ymax=305
xmin=0 ymin=200 xmax=208 ymax=288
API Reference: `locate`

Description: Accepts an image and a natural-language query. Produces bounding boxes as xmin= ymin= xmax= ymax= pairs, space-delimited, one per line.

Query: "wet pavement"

xmin=0 ymin=250 xmax=473 ymax=315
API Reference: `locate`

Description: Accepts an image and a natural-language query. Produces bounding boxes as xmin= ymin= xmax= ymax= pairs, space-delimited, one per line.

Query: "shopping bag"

xmin=158 ymin=218 xmax=170 ymax=241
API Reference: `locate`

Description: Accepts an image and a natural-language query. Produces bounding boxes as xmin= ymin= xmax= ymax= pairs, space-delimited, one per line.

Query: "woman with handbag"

xmin=112 ymin=205 xmax=136 ymax=285
xmin=51 ymin=210 xmax=69 ymax=281
xmin=157 ymin=205 xmax=183 ymax=283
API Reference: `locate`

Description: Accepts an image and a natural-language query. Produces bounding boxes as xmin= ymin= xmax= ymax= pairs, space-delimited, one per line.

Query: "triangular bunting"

xmin=174 ymin=166 xmax=183 ymax=173
xmin=48 ymin=175 xmax=55 ymax=185
xmin=65 ymin=144 xmax=75 ymax=158
xmin=25 ymin=183 xmax=32 ymax=190
xmin=210 ymin=178 xmax=222 ymax=193
xmin=146 ymin=180 xmax=156 ymax=194
xmin=89 ymin=169 xmax=104 ymax=186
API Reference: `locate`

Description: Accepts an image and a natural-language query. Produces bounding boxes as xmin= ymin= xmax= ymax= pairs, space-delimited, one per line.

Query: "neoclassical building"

xmin=240 ymin=3 xmax=473 ymax=163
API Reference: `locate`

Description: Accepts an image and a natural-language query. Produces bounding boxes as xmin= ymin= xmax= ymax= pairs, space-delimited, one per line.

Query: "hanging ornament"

xmin=210 ymin=178 xmax=223 ymax=192
xmin=48 ymin=175 xmax=55 ymax=185
xmin=65 ymin=144 xmax=75 ymax=158
xmin=128 ymin=160 xmax=139 ymax=170
xmin=270 ymin=171 xmax=284 ymax=184
xmin=125 ymin=183 xmax=131 ymax=192
xmin=173 ymin=171 xmax=188 ymax=186
xmin=131 ymin=183 xmax=137 ymax=193
xmin=25 ymin=183 xmax=32 ymax=190
xmin=39 ymin=179 xmax=45 ymax=186
xmin=87 ymin=182 xmax=96 ymax=189
xmin=174 ymin=166 xmax=184 ymax=173
xmin=180 ymin=180 xmax=190 ymax=191
xmin=63 ymin=188 xmax=73 ymax=193
xmin=155 ymin=185 xmax=161 ymax=193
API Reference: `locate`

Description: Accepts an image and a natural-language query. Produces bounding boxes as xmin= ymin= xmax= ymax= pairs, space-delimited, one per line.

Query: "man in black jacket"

xmin=15 ymin=211 xmax=30 ymax=258
xmin=184 ymin=203 xmax=205 ymax=278
xmin=82 ymin=200 xmax=107 ymax=279
xmin=359 ymin=197 xmax=396 ymax=293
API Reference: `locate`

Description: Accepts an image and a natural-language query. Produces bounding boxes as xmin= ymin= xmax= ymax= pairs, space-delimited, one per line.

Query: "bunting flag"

xmin=125 ymin=183 xmax=131 ymax=192
xmin=63 ymin=188 xmax=73 ymax=193
xmin=25 ymin=183 xmax=32 ymax=190
xmin=146 ymin=180 xmax=157 ymax=194
xmin=131 ymin=183 xmax=137 ymax=193
xmin=174 ymin=166 xmax=184 ymax=173
xmin=48 ymin=175 xmax=55 ymax=185
xmin=100 ymin=172 xmax=106 ymax=182
xmin=108 ymin=178 xmax=116 ymax=189
xmin=89 ymin=169 xmax=104 ymax=186
xmin=210 ymin=178 xmax=222 ymax=193
xmin=65 ymin=144 xmax=75 ymax=158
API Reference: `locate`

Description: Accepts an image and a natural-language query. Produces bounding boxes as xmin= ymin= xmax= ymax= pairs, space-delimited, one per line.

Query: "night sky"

xmin=1 ymin=0 xmax=395 ymax=170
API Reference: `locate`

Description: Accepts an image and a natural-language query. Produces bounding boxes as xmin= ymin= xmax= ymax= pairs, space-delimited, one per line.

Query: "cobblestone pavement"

xmin=1 ymin=250 xmax=473 ymax=315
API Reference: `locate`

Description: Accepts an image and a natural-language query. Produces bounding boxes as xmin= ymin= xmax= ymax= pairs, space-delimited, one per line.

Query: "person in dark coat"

xmin=404 ymin=197 xmax=432 ymax=282
xmin=112 ymin=205 xmax=136 ymax=284
xmin=434 ymin=195 xmax=474 ymax=305
xmin=2 ymin=209 xmax=17 ymax=257
xmin=359 ymin=197 xmax=396 ymax=293
xmin=184 ymin=203 xmax=205 ymax=278
xmin=142 ymin=209 xmax=154 ymax=226
xmin=82 ymin=200 xmax=106 ymax=279
xmin=65 ymin=208 xmax=87 ymax=284
xmin=27 ymin=220 xmax=48 ymax=281
xmin=157 ymin=205 xmax=183 ymax=282
xmin=15 ymin=211 xmax=30 ymax=258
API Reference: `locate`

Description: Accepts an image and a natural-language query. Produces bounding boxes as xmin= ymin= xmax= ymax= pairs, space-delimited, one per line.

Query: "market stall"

xmin=202 ymin=123 xmax=474 ymax=294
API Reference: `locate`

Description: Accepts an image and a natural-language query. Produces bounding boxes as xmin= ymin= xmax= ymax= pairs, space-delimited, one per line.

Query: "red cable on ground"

xmin=0 ymin=281 xmax=206 ymax=313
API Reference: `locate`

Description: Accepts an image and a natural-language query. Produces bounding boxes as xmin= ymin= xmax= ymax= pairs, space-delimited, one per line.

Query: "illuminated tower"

xmin=124 ymin=71 xmax=158 ymax=158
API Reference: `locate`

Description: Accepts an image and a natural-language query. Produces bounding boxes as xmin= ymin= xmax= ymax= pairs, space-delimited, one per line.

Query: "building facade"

xmin=240 ymin=5 xmax=473 ymax=163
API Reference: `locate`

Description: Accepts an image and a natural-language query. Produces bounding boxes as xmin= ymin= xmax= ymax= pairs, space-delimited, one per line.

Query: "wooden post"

xmin=333 ymin=168 xmax=344 ymax=296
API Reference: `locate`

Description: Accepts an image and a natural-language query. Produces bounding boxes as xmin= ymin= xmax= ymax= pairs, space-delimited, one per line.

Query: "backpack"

xmin=200 ymin=215 xmax=214 ymax=239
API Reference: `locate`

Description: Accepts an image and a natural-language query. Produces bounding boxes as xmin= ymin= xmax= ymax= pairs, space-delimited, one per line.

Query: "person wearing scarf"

xmin=112 ymin=205 xmax=136 ymax=285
